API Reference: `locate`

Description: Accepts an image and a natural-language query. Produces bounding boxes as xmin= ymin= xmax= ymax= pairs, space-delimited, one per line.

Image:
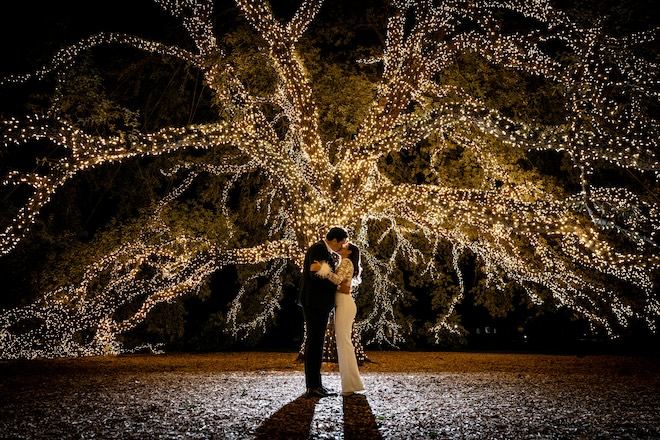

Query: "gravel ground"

xmin=0 ymin=351 xmax=658 ymax=439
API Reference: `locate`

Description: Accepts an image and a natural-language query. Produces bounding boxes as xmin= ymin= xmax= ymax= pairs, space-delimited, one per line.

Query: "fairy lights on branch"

xmin=0 ymin=0 xmax=658 ymax=358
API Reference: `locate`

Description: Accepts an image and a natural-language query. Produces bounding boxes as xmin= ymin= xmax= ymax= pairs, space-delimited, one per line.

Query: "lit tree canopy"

xmin=0 ymin=0 xmax=658 ymax=358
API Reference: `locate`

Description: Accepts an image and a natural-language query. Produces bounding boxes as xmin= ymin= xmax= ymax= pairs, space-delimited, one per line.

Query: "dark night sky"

xmin=0 ymin=0 xmax=323 ymax=71
xmin=1 ymin=0 xmax=175 ymax=75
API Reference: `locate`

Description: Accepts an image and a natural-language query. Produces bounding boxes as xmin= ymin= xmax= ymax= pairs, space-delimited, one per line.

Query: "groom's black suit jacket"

xmin=298 ymin=240 xmax=337 ymax=311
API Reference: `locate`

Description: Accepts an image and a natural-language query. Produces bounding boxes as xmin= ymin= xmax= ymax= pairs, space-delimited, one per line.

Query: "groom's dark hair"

xmin=326 ymin=226 xmax=348 ymax=242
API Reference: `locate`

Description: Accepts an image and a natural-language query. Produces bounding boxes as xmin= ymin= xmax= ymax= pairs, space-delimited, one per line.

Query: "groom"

xmin=298 ymin=226 xmax=348 ymax=398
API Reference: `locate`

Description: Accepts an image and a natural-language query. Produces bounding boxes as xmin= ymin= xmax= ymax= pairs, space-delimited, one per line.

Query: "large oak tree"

xmin=0 ymin=0 xmax=657 ymax=358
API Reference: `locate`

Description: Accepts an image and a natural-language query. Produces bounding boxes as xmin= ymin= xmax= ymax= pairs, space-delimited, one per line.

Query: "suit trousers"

xmin=334 ymin=292 xmax=364 ymax=394
xmin=302 ymin=305 xmax=331 ymax=389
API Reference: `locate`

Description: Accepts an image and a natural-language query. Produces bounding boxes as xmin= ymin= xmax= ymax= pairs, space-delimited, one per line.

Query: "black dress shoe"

xmin=321 ymin=386 xmax=338 ymax=397
xmin=305 ymin=387 xmax=334 ymax=398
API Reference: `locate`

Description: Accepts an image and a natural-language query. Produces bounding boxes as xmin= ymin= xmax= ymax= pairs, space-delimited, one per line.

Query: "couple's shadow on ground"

xmin=255 ymin=393 xmax=382 ymax=439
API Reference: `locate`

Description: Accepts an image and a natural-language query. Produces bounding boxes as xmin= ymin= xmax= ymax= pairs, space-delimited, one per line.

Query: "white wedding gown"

xmin=317 ymin=258 xmax=365 ymax=395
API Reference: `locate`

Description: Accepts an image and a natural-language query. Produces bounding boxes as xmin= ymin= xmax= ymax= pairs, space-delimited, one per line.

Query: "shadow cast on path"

xmin=255 ymin=393 xmax=382 ymax=439
xmin=343 ymin=394 xmax=383 ymax=439
xmin=254 ymin=395 xmax=318 ymax=439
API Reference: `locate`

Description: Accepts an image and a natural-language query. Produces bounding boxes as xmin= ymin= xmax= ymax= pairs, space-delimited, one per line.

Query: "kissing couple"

xmin=297 ymin=226 xmax=365 ymax=398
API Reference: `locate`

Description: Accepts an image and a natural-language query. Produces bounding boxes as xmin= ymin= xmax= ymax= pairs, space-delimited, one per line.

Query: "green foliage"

xmin=59 ymin=53 xmax=141 ymax=136
xmin=378 ymin=51 xmax=571 ymax=206
xmin=222 ymin=27 xmax=279 ymax=98
xmin=439 ymin=52 xmax=567 ymax=125
xmin=88 ymin=48 xmax=218 ymax=131
xmin=298 ymin=2 xmax=383 ymax=145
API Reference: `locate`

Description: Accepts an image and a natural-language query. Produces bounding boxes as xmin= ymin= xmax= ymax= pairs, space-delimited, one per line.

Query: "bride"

xmin=311 ymin=242 xmax=365 ymax=396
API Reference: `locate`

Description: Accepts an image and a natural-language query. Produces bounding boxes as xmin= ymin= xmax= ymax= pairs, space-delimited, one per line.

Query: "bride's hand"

xmin=310 ymin=260 xmax=322 ymax=272
xmin=338 ymin=281 xmax=351 ymax=294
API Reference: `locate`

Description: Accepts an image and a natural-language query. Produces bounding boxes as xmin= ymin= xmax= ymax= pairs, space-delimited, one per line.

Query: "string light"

xmin=0 ymin=0 xmax=657 ymax=358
